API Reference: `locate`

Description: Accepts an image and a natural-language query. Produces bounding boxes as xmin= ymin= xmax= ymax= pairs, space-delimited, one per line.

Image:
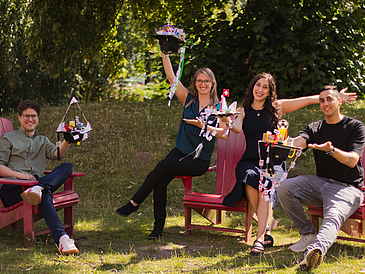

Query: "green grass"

xmin=1 ymin=99 xmax=365 ymax=273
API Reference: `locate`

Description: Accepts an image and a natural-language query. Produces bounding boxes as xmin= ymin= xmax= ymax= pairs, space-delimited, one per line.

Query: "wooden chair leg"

xmin=184 ymin=206 xmax=192 ymax=236
xmin=64 ymin=206 xmax=74 ymax=236
xmin=23 ymin=203 xmax=35 ymax=247
xmin=310 ymin=215 xmax=320 ymax=232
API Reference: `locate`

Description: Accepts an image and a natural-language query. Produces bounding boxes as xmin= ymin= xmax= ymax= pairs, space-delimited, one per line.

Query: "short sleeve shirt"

xmin=0 ymin=128 xmax=57 ymax=179
xmin=299 ymin=116 xmax=365 ymax=188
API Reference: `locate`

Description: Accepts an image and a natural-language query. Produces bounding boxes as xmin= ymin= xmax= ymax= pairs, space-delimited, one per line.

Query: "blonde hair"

xmin=185 ymin=68 xmax=219 ymax=107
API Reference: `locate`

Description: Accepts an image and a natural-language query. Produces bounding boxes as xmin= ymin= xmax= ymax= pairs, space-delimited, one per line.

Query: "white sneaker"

xmin=21 ymin=185 xmax=42 ymax=205
xmin=299 ymin=247 xmax=323 ymax=271
xmin=289 ymin=233 xmax=316 ymax=252
xmin=59 ymin=235 xmax=79 ymax=255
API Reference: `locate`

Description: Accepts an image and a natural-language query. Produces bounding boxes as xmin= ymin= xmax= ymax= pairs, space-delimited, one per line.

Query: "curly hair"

xmin=242 ymin=73 xmax=279 ymax=130
xmin=17 ymin=99 xmax=41 ymax=116
xmin=185 ymin=68 xmax=219 ymax=108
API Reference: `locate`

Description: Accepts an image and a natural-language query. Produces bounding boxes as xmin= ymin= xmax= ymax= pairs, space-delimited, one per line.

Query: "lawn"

xmin=1 ymin=98 xmax=365 ymax=273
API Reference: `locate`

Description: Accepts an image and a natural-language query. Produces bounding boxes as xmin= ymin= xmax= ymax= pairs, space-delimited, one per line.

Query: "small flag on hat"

xmin=223 ymin=89 xmax=229 ymax=97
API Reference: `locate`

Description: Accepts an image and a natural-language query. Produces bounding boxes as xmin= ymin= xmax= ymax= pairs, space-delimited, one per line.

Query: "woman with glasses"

xmin=222 ymin=73 xmax=356 ymax=255
xmin=116 ymin=53 xmax=230 ymax=239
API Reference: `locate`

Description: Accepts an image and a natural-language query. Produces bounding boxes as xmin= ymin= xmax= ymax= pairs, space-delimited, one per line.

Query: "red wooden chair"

xmin=175 ymin=130 xmax=254 ymax=242
xmin=307 ymin=148 xmax=365 ymax=243
xmin=0 ymin=117 xmax=84 ymax=247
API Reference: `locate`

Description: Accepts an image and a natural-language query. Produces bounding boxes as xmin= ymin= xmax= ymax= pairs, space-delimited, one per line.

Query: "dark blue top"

xmin=175 ymin=94 xmax=217 ymax=161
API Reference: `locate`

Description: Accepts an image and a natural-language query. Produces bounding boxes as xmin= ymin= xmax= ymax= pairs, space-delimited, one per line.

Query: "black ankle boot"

xmin=116 ymin=201 xmax=139 ymax=217
xmin=149 ymin=226 xmax=163 ymax=239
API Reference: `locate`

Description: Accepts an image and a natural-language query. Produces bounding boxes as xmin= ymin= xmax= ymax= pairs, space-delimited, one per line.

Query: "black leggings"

xmin=132 ymin=148 xmax=210 ymax=229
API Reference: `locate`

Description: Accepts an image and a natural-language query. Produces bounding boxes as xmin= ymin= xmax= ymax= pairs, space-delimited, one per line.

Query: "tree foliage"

xmin=183 ymin=0 xmax=365 ymax=100
xmin=0 ymin=0 xmax=364 ymax=114
xmin=0 ymin=0 xmax=72 ymax=113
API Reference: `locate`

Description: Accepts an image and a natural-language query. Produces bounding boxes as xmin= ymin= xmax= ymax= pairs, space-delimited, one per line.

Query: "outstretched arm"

xmin=162 ymin=53 xmax=188 ymax=105
xmin=278 ymin=87 xmax=357 ymax=115
xmin=292 ymin=136 xmax=308 ymax=150
xmin=308 ymin=141 xmax=359 ymax=168
xmin=226 ymin=107 xmax=245 ymax=134
xmin=54 ymin=140 xmax=71 ymax=158
xmin=183 ymin=117 xmax=230 ymax=140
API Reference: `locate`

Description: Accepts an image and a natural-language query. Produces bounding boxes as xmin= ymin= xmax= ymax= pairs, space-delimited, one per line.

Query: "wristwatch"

xmin=326 ymin=147 xmax=335 ymax=156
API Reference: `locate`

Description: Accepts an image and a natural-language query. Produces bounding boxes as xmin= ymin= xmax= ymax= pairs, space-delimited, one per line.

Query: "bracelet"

xmin=326 ymin=147 xmax=335 ymax=156
xmin=229 ymin=120 xmax=236 ymax=129
xmin=162 ymin=55 xmax=169 ymax=58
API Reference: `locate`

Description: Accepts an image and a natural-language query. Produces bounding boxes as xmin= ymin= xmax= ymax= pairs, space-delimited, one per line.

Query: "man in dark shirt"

xmin=0 ymin=99 xmax=79 ymax=254
xmin=277 ymin=85 xmax=365 ymax=271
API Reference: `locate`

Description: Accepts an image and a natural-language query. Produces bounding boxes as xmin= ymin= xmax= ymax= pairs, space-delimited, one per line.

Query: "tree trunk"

xmin=86 ymin=63 xmax=98 ymax=103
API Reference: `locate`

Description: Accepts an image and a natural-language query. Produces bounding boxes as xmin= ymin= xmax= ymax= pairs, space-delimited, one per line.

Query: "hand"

xmin=17 ymin=173 xmax=37 ymax=181
xmin=183 ymin=117 xmax=203 ymax=129
xmin=340 ymin=87 xmax=357 ymax=104
xmin=220 ymin=116 xmax=232 ymax=127
xmin=308 ymin=141 xmax=333 ymax=152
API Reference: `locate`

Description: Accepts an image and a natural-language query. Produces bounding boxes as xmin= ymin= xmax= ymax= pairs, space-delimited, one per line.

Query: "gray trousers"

xmin=277 ymin=175 xmax=363 ymax=254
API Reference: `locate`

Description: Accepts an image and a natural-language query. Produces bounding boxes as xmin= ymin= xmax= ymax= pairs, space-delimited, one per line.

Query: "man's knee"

xmin=58 ymin=162 xmax=73 ymax=174
xmin=60 ymin=162 xmax=73 ymax=170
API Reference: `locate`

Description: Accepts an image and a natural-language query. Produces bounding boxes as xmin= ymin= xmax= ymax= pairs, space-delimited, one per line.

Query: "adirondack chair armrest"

xmin=0 ymin=172 xmax=85 ymax=192
xmin=175 ymin=166 xmax=217 ymax=194
xmin=0 ymin=178 xmax=39 ymax=192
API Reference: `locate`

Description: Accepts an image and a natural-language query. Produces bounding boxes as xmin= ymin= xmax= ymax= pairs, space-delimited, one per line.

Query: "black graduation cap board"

xmin=151 ymin=25 xmax=186 ymax=54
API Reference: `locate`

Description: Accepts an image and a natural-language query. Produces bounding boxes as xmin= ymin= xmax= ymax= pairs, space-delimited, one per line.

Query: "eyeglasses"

xmin=195 ymin=80 xmax=211 ymax=85
xmin=21 ymin=114 xmax=38 ymax=120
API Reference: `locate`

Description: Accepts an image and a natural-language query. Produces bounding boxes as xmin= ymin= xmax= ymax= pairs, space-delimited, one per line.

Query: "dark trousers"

xmin=132 ymin=148 xmax=210 ymax=230
xmin=0 ymin=163 xmax=73 ymax=243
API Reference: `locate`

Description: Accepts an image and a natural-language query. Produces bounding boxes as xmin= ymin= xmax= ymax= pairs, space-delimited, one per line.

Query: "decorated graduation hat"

xmin=151 ymin=25 xmax=186 ymax=54
xmin=56 ymin=97 xmax=92 ymax=145
xmin=152 ymin=24 xmax=187 ymax=106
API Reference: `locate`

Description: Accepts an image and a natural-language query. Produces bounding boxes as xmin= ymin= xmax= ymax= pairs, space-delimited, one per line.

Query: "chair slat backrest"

xmin=0 ymin=118 xmax=13 ymax=208
xmin=215 ymin=130 xmax=246 ymax=195
xmin=0 ymin=117 xmax=14 ymax=138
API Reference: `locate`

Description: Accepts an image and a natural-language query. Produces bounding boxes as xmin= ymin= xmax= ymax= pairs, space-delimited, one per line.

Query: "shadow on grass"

xmin=2 ymin=206 xmax=365 ymax=273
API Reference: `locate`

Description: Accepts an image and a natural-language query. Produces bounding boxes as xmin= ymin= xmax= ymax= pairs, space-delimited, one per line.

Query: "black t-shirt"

xmin=300 ymin=116 xmax=365 ymax=188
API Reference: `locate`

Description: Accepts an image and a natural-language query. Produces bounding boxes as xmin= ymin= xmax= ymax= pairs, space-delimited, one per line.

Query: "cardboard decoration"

xmin=56 ymin=97 xmax=92 ymax=146
xmin=152 ymin=25 xmax=186 ymax=106
xmin=180 ymin=92 xmax=238 ymax=161
xmin=151 ymin=24 xmax=186 ymax=54
xmin=258 ymin=119 xmax=302 ymax=203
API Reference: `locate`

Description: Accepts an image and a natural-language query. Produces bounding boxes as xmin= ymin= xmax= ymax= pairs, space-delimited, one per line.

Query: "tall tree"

xmin=185 ymin=0 xmax=365 ymax=99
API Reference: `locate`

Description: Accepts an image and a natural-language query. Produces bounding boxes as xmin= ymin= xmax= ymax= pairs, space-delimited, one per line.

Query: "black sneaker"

xmin=148 ymin=228 xmax=163 ymax=240
xmin=116 ymin=202 xmax=139 ymax=217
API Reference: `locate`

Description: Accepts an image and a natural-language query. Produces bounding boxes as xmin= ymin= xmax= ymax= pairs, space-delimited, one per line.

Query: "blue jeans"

xmin=0 ymin=163 xmax=73 ymax=243
xmin=277 ymin=175 xmax=363 ymax=255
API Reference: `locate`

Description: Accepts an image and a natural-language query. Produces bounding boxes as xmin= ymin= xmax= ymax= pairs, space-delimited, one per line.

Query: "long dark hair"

xmin=243 ymin=73 xmax=279 ymax=130
xmin=186 ymin=68 xmax=219 ymax=108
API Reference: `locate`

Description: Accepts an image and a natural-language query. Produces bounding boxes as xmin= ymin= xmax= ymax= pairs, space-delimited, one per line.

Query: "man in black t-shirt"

xmin=277 ymin=85 xmax=365 ymax=271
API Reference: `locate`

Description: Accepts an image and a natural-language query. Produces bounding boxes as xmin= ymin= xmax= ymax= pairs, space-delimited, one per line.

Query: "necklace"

xmin=256 ymin=109 xmax=263 ymax=116
xmin=252 ymin=105 xmax=264 ymax=116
